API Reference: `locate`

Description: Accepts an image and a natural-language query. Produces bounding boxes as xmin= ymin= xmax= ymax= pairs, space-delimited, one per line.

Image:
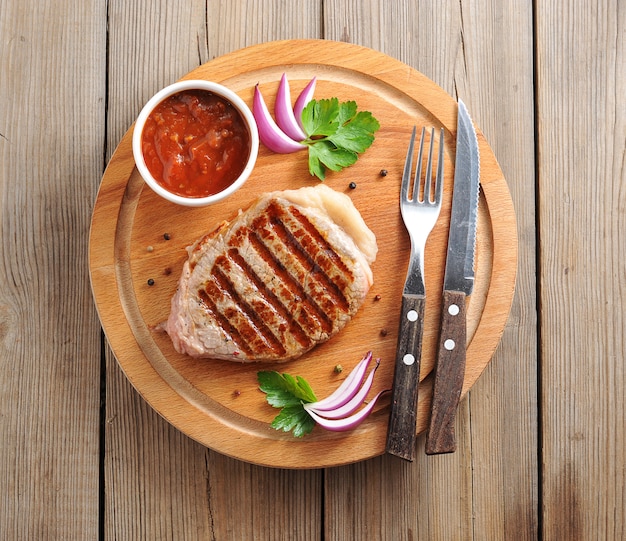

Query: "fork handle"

xmin=425 ymin=290 xmax=467 ymax=454
xmin=386 ymin=294 xmax=426 ymax=461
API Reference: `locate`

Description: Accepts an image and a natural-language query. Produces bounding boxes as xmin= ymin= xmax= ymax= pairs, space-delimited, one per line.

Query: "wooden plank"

xmin=322 ymin=0 xmax=538 ymax=538
xmin=0 ymin=1 xmax=105 ymax=538
xmin=456 ymin=1 xmax=539 ymax=538
xmin=536 ymin=1 xmax=626 ymax=539
xmin=103 ymin=1 xmax=324 ymax=538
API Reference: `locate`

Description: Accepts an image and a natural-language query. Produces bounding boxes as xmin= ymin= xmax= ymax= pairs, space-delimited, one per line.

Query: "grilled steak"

xmin=162 ymin=184 xmax=378 ymax=362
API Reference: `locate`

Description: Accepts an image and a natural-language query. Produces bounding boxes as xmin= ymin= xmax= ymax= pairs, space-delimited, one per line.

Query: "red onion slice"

xmin=293 ymin=76 xmax=317 ymax=132
xmin=252 ymin=84 xmax=305 ymax=154
xmin=305 ymin=360 xmax=380 ymax=419
xmin=304 ymin=390 xmax=387 ymax=432
xmin=309 ymin=351 xmax=373 ymax=412
xmin=274 ymin=73 xmax=307 ymax=141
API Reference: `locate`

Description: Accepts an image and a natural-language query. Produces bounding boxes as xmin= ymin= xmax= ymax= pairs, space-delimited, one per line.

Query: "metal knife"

xmin=425 ymin=99 xmax=480 ymax=455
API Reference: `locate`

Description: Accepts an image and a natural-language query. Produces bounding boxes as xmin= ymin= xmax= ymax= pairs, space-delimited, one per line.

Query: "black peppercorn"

xmin=147 ymin=278 xmax=155 ymax=286
xmin=349 ymin=182 xmax=357 ymax=189
xmin=163 ymin=233 xmax=171 ymax=240
xmin=379 ymin=169 xmax=388 ymax=177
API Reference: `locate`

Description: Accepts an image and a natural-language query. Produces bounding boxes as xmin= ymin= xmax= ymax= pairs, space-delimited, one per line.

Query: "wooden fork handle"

xmin=425 ymin=290 xmax=467 ymax=454
xmin=386 ymin=294 xmax=426 ymax=461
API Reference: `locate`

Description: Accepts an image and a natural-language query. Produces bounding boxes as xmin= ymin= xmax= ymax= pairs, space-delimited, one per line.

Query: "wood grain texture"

xmin=460 ymin=1 xmax=540 ymax=538
xmin=323 ymin=0 xmax=538 ymax=539
xmin=5 ymin=0 xmax=622 ymax=537
xmin=537 ymin=1 xmax=626 ymax=538
xmin=386 ymin=295 xmax=426 ymax=461
xmin=426 ymin=289 xmax=467 ymax=455
xmin=103 ymin=1 xmax=324 ymax=539
xmin=104 ymin=2 xmax=216 ymax=537
xmin=0 ymin=0 xmax=106 ymax=538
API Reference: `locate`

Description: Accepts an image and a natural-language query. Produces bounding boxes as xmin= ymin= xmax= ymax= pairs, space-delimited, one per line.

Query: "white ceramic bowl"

xmin=132 ymin=80 xmax=259 ymax=207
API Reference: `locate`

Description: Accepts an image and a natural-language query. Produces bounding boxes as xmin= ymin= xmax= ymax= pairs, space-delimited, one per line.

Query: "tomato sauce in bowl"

xmin=141 ymin=90 xmax=251 ymax=198
xmin=133 ymin=80 xmax=259 ymax=207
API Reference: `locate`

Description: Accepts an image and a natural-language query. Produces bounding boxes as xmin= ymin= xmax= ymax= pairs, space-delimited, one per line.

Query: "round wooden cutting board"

xmin=89 ymin=40 xmax=517 ymax=468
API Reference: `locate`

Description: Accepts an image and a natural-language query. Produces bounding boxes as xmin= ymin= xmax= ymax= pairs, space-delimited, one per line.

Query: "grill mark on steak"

xmin=200 ymin=268 xmax=286 ymax=357
xmin=262 ymin=203 xmax=351 ymax=312
xmin=226 ymin=249 xmax=313 ymax=349
xmin=289 ymin=205 xmax=355 ymax=289
xmin=245 ymin=227 xmax=335 ymax=336
xmin=197 ymin=285 xmax=253 ymax=357
xmin=250 ymin=203 xmax=354 ymax=324
xmin=211 ymin=263 xmax=287 ymax=357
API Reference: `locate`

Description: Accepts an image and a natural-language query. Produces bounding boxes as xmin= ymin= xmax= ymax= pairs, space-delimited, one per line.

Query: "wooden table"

xmin=0 ymin=1 xmax=623 ymax=539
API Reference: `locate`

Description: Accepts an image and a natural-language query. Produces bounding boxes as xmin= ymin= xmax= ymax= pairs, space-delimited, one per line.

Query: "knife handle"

xmin=386 ymin=294 xmax=426 ymax=461
xmin=425 ymin=290 xmax=467 ymax=454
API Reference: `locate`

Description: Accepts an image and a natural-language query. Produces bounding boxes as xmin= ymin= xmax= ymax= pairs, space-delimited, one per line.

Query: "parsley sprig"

xmin=300 ymin=98 xmax=380 ymax=180
xmin=257 ymin=371 xmax=318 ymax=437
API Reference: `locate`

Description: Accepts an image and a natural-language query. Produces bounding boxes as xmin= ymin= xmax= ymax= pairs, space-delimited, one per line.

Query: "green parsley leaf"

xmin=300 ymin=98 xmax=380 ymax=180
xmin=308 ymin=140 xmax=358 ymax=180
xmin=329 ymin=111 xmax=379 ymax=153
xmin=336 ymin=100 xmax=358 ymax=125
xmin=271 ymin=405 xmax=316 ymax=438
xmin=258 ymin=371 xmax=318 ymax=437
xmin=301 ymin=98 xmax=340 ymax=138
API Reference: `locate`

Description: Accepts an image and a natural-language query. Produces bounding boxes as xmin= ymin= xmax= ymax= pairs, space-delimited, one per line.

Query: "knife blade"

xmin=425 ymin=99 xmax=480 ymax=455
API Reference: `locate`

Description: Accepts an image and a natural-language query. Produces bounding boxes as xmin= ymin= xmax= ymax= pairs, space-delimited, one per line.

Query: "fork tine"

xmin=435 ymin=127 xmax=445 ymax=204
xmin=411 ymin=127 xmax=426 ymax=202
xmin=401 ymin=126 xmax=417 ymax=202
xmin=422 ymin=127 xmax=436 ymax=203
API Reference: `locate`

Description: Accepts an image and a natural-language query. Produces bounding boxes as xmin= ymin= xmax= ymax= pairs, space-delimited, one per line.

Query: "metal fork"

xmin=386 ymin=126 xmax=444 ymax=461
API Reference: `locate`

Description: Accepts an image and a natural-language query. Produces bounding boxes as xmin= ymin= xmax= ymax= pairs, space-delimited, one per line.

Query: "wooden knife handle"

xmin=386 ymin=294 xmax=426 ymax=461
xmin=425 ymin=290 xmax=467 ymax=454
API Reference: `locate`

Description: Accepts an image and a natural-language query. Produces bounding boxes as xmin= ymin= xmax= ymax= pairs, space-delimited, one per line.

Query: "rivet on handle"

xmin=444 ymin=304 xmax=459 ymax=350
